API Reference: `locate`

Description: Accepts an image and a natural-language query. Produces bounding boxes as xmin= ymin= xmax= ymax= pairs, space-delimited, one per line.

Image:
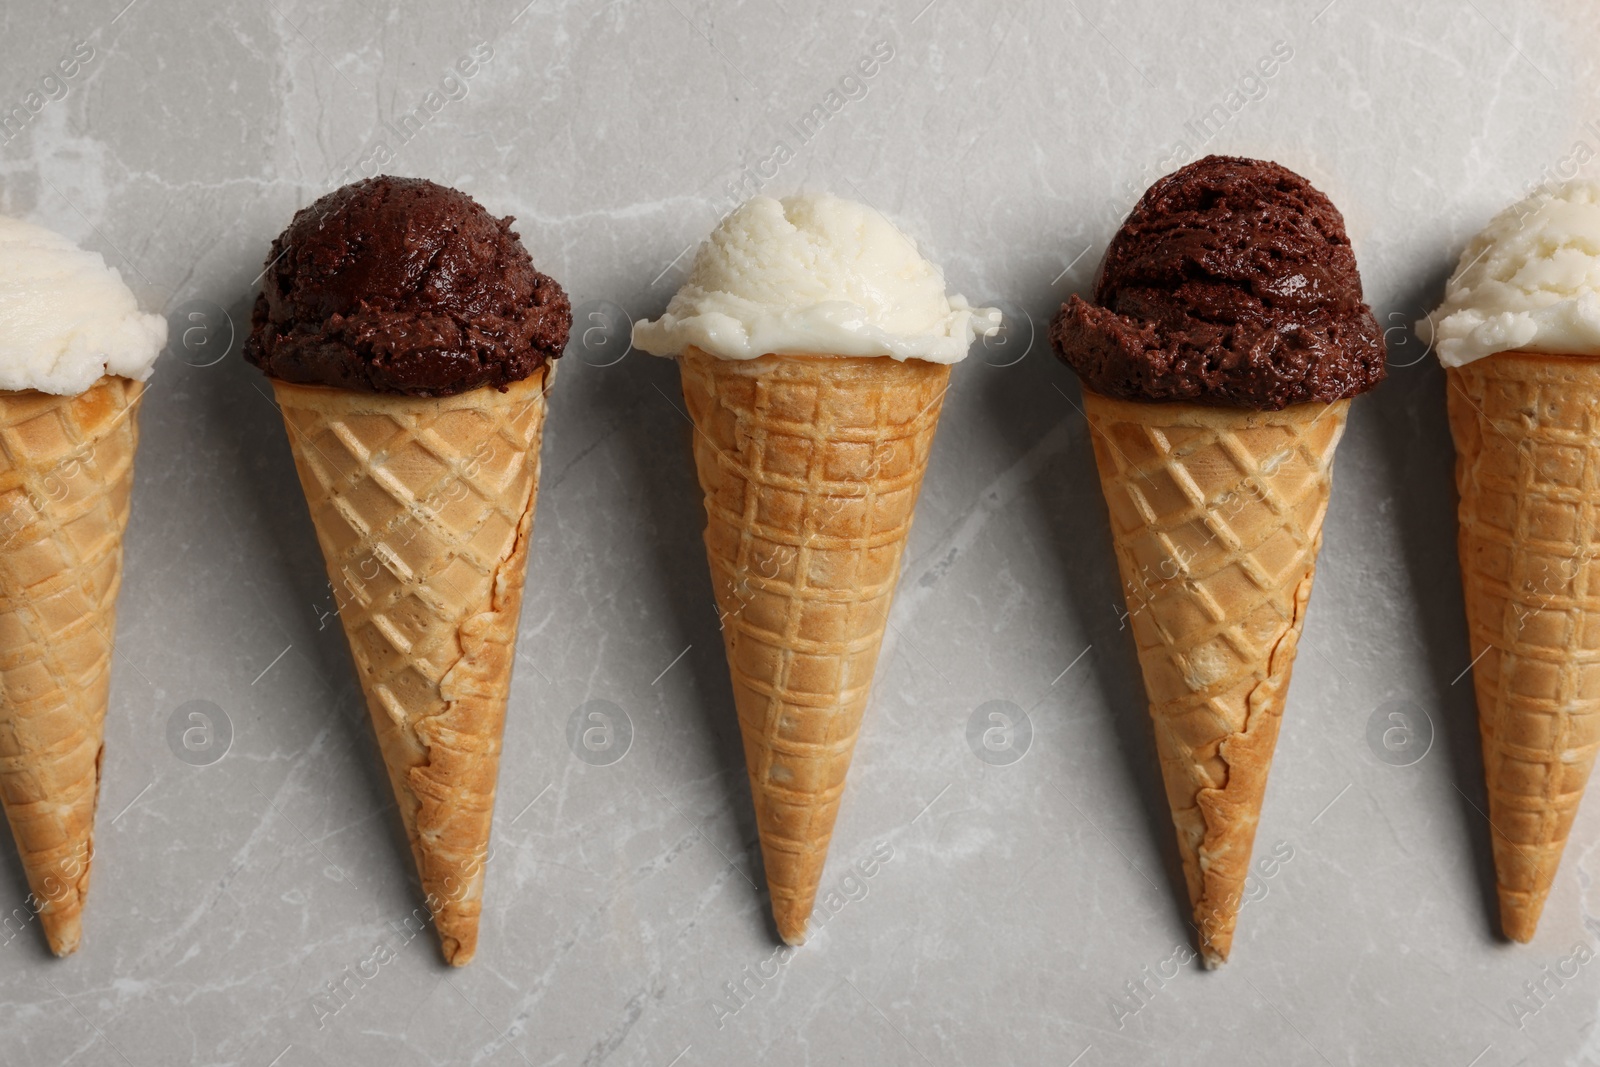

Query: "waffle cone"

xmin=678 ymin=347 xmax=949 ymax=944
xmin=0 ymin=375 xmax=143 ymax=956
xmin=1446 ymin=351 xmax=1600 ymax=943
xmin=1081 ymin=389 xmax=1349 ymax=966
xmin=271 ymin=367 xmax=552 ymax=966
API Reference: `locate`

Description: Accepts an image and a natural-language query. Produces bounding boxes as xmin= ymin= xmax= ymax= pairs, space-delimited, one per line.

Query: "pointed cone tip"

xmin=42 ymin=914 xmax=82 ymax=958
xmin=774 ymin=905 xmax=809 ymax=947
xmin=436 ymin=920 xmax=476 ymax=966
xmin=1500 ymin=902 xmax=1539 ymax=944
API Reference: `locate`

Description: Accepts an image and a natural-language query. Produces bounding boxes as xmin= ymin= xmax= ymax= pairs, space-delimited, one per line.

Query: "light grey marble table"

xmin=3 ymin=1 xmax=1599 ymax=1064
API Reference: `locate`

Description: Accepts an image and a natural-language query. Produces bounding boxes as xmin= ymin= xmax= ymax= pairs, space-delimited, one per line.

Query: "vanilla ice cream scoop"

xmin=1421 ymin=181 xmax=1600 ymax=367
xmin=0 ymin=215 xmax=167 ymax=395
xmin=632 ymin=194 xmax=1000 ymax=363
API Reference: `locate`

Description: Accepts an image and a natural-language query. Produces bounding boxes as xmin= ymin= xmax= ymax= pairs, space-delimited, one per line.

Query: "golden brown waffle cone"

xmin=270 ymin=366 xmax=552 ymax=966
xmin=1446 ymin=351 xmax=1600 ymax=943
xmin=677 ymin=347 xmax=949 ymax=945
xmin=1081 ymin=389 xmax=1349 ymax=967
xmin=0 ymin=375 xmax=143 ymax=957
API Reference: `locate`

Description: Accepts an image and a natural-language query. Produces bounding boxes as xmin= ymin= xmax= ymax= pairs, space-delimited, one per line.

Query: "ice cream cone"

xmin=270 ymin=366 xmax=552 ymax=966
xmin=1446 ymin=351 xmax=1600 ymax=942
xmin=677 ymin=346 xmax=949 ymax=944
xmin=1081 ymin=389 xmax=1350 ymax=966
xmin=0 ymin=375 xmax=144 ymax=956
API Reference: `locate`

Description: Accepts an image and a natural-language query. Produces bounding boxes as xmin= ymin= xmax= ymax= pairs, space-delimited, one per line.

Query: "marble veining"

xmin=2 ymin=0 xmax=1600 ymax=1064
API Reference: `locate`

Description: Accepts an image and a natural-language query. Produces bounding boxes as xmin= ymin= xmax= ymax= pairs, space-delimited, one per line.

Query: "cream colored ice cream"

xmin=1421 ymin=181 xmax=1600 ymax=367
xmin=632 ymin=194 xmax=1000 ymax=363
xmin=0 ymin=215 xmax=166 ymax=395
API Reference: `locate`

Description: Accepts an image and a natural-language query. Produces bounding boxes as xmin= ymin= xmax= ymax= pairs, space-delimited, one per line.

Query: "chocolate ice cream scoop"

xmin=244 ymin=176 xmax=570 ymax=397
xmin=1051 ymin=155 xmax=1384 ymax=410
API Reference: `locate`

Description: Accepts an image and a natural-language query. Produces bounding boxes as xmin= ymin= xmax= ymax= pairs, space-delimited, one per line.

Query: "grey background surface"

xmin=2 ymin=0 xmax=1598 ymax=1064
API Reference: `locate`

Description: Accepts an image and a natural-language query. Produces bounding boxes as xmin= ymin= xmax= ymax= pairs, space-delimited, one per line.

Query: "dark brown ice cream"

xmin=245 ymin=176 xmax=570 ymax=397
xmin=1051 ymin=156 xmax=1384 ymax=410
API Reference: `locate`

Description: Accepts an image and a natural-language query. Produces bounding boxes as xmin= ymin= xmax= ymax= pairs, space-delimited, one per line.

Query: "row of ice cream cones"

xmin=6 ymin=161 xmax=1600 ymax=976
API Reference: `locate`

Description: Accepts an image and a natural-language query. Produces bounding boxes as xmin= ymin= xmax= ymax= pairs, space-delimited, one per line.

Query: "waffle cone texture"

xmin=0 ymin=375 xmax=143 ymax=956
xmin=678 ymin=347 xmax=949 ymax=945
xmin=1082 ymin=389 xmax=1349 ymax=966
xmin=271 ymin=367 xmax=551 ymax=966
xmin=1446 ymin=351 xmax=1600 ymax=943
